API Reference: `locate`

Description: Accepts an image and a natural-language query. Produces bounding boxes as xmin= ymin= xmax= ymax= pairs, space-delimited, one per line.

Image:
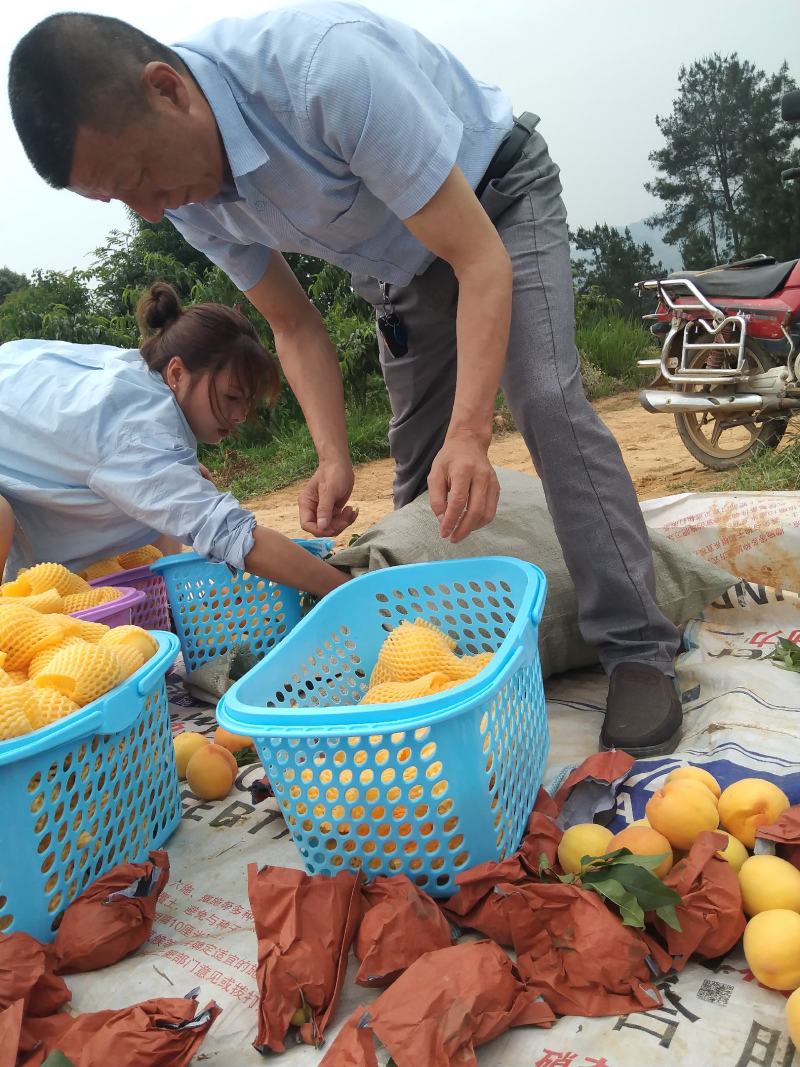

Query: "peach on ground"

xmin=738 ymin=854 xmax=800 ymax=916
xmin=556 ymin=824 xmax=614 ymax=876
xmin=646 ymin=781 xmax=719 ymax=851
xmin=743 ymin=910 xmax=800 ymax=990
xmin=186 ymin=742 xmax=237 ymax=800
xmin=665 ymin=766 xmax=721 ymax=799
xmin=718 ymin=778 xmax=790 ymax=849
xmin=715 ymin=831 xmax=749 ymax=872
xmin=173 ymin=731 xmax=210 ymax=779
xmin=214 ymin=725 xmax=255 ymax=754
xmin=609 ymin=824 xmax=673 ymax=878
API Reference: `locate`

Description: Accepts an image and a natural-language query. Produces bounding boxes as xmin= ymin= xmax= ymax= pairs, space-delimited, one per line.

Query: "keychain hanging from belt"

xmin=377 ymin=282 xmax=408 ymax=358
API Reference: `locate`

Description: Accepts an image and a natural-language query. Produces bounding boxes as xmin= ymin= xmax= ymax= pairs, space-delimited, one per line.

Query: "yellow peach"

xmin=646 ymin=781 xmax=719 ymax=850
xmin=186 ymin=742 xmax=237 ymax=801
xmin=609 ymin=824 xmax=673 ymax=879
xmin=718 ymin=778 xmax=790 ymax=849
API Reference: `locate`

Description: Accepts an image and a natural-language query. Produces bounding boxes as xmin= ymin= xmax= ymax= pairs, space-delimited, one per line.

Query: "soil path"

xmin=247 ymin=392 xmax=726 ymax=541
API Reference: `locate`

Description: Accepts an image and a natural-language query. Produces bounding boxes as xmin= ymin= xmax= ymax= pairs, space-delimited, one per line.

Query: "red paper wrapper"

xmin=652 ymin=830 xmax=746 ymax=968
xmin=552 ymin=751 xmax=635 ymax=810
xmin=0 ymin=999 xmax=24 ymax=1067
xmin=22 ymin=997 xmax=220 ymax=1067
xmin=322 ymin=941 xmax=553 ymax=1067
xmin=0 ymin=933 xmax=70 ymax=1017
xmin=756 ymin=804 xmax=800 ymax=870
xmin=319 ymin=1007 xmax=378 ymax=1067
xmin=248 ymin=864 xmax=362 ymax=1052
xmin=53 ymin=851 xmax=169 ymax=974
xmin=505 ymin=880 xmax=665 ymax=1017
xmin=553 ymin=751 xmax=636 ymax=828
xmin=441 ymin=800 xmax=562 ymax=944
xmin=355 ymin=875 xmax=454 ymax=987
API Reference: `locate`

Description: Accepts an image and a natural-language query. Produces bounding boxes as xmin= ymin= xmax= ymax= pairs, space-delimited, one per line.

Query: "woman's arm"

xmin=245 ymin=527 xmax=349 ymax=597
xmin=88 ymin=435 xmax=349 ymax=596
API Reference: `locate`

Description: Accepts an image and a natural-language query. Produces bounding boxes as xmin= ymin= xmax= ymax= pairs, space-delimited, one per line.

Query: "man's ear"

xmin=142 ymin=61 xmax=191 ymax=113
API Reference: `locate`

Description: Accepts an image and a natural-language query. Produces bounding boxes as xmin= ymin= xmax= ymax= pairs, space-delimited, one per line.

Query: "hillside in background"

xmin=626 ymin=220 xmax=683 ymax=272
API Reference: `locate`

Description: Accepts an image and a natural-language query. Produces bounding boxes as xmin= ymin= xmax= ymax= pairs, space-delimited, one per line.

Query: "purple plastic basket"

xmin=71 ymin=585 xmax=146 ymax=627
xmin=89 ymin=566 xmax=172 ymax=631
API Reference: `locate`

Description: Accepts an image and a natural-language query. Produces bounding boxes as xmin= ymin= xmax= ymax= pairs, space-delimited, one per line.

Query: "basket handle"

xmin=135 ymin=648 xmax=176 ymax=697
xmin=96 ymin=685 xmax=141 ymax=734
xmin=529 ymin=571 xmax=548 ymax=625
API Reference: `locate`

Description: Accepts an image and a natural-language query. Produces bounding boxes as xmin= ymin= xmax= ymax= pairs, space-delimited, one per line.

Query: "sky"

xmin=1 ymin=0 xmax=798 ymax=278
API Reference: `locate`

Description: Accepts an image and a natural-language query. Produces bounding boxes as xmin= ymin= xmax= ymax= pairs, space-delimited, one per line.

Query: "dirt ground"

xmin=247 ymin=392 xmax=727 ymax=541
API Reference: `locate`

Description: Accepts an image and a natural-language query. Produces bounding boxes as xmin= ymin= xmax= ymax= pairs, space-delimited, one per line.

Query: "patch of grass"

xmin=205 ymin=399 xmax=391 ymax=500
xmin=577 ymin=315 xmax=658 ymax=381
xmin=717 ymin=433 xmax=800 ymax=492
xmin=206 ymin=315 xmax=656 ymax=500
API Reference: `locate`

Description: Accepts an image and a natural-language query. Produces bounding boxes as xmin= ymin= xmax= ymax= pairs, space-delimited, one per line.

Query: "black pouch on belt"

xmin=474 ymin=113 xmax=535 ymax=199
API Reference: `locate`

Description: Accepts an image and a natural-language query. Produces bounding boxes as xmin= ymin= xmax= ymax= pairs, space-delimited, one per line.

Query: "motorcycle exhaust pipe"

xmin=640 ymin=390 xmax=767 ymax=415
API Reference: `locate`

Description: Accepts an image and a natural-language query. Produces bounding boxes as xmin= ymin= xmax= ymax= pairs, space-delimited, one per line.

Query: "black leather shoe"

xmin=599 ymin=663 xmax=682 ymax=757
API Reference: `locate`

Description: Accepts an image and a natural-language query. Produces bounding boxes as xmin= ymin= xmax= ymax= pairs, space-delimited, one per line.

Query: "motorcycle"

xmin=634 ymin=89 xmax=800 ymax=471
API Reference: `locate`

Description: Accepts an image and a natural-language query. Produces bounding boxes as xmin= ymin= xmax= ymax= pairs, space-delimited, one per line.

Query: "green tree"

xmin=309 ymin=264 xmax=379 ymax=407
xmin=91 ymin=213 xmax=213 ymax=320
xmin=646 ymin=54 xmax=799 ymax=266
xmin=571 ymin=225 xmax=665 ymax=317
xmin=0 ymin=270 xmax=133 ymax=346
xmin=0 ymin=267 xmax=29 ymax=304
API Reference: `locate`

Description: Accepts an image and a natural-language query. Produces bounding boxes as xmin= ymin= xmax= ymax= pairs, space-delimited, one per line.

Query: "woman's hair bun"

xmin=135 ymin=281 xmax=183 ymax=336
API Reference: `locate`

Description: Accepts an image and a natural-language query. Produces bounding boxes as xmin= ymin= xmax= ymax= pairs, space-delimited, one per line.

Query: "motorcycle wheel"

xmin=674 ymin=339 xmax=788 ymax=471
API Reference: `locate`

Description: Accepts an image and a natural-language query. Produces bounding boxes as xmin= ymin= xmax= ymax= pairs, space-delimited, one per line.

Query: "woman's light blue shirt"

xmin=0 ymin=340 xmax=256 ymax=576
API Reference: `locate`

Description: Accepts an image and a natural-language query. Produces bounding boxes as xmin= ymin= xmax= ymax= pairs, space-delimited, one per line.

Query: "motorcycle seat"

xmin=667 ymin=258 xmax=799 ymax=299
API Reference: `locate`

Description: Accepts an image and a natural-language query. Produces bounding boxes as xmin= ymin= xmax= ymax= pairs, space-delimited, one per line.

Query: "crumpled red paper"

xmin=652 ymin=830 xmax=746 ymax=968
xmin=502 ymin=880 xmax=665 ymax=1017
xmin=248 ymin=864 xmax=362 ymax=1052
xmin=321 ymin=940 xmax=554 ymax=1067
xmin=354 ymin=875 xmax=454 ymax=987
xmin=0 ymin=999 xmax=24 ymax=1067
xmin=756 ymin=804 xmax=800 ymax=870
xmin=0 ymin=933 xmax=70 ymax=1017
xmin=441 ymin=791 xmax=562 ymax=945
xmin=53 ymin=851 xmax=169 ymax=974
xmin=553 ymin=751 xmax=636 ymax=827
xmin=19 ymin=996 xmax=220 ymax=1067
xmin=13 ymin=1010 xmax=74 ymax=1067
xmin=318 ymin=1007 xmax=378 ymax=1067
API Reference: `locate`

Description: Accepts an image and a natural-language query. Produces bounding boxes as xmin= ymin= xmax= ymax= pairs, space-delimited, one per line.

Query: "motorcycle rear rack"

xmin=636 ymin=277 xmax=747 ymax=384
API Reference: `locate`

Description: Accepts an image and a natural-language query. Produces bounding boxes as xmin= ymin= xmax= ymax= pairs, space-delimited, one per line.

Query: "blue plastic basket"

xmin=218 ymin=558 xmax=548 ymax=896
xmin=151 ymin=540 xmax=334 ymax=673
xmin=0 ymin=632 xmax=181 ymax=942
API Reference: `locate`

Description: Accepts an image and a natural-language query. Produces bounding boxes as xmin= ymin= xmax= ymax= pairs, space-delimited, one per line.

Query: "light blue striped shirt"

xmin=0 ymin=340 xmax=256 ymax=577
xmin=167 ymin=1 xmax=513 ymax=289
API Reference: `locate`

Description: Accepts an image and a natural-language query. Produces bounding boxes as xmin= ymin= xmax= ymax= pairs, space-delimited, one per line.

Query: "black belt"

xmin=475 ymin=114 xmax=532 ymax=199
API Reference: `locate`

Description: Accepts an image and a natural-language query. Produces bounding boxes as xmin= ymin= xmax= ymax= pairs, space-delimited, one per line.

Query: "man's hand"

xmin=428 ymin=432 xmax=500 ymax=543
xmin=198 ymin=463 xmax=215 ymax=483
xmin=298 ymin=459 xmax=358 ymax=537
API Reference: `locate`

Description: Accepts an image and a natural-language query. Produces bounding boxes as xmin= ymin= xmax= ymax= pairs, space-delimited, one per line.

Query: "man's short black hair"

xmin=9 ymin=12 xmax=186 ymax=189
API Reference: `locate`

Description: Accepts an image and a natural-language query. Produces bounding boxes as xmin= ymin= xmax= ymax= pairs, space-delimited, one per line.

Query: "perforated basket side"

xmin=221 ymin=559 xmax=549 ymax=892
xmin=254 ymin=645 xmax=547 ymax=895
xmin=72 ymin=586 xmax=146 ymax=626
xmin=90 ymin=569 xmax=173 ymax=631
xmin=0 ymin=638 xmax=180 ymax=941
xmin=225 ymin=557 xmax=544 ymax=733
xmin=152 ymin=554 xmax=304 ymax=671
